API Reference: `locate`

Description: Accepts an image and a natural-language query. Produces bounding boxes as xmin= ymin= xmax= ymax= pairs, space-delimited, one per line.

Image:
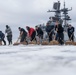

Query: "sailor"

xmin=46 ymin=22 xmax=55 ymax=42
xmin=35 ymin=26 xmax=43 ymax=44
xmin=5 ymin=25 xmax=12 ymax=45
xmin=67 ymin=24 xmax=75 ymax=41
xmin=56 ymin=23 xmax=64 ymax=45
xmin=26 ymin=26 xmax=36 ymax=41
xmin=0 ymin=31 xmax=6 ymax=45
xmin=18 ymin=27 xmax=27 ymax=43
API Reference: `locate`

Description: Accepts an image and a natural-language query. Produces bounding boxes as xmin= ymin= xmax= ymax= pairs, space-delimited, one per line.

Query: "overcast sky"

xmin=0 ymin=0 xmax=76 ymax=34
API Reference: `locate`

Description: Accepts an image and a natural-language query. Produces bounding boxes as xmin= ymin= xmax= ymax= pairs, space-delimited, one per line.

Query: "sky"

xmin=0 ymin=0 xmax=75 ymax=27
xmin=0 ymin=0 xmax=76 ymax=39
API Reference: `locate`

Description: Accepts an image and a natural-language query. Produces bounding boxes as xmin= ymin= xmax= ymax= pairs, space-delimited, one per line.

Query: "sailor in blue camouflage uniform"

xmin=5 ymin=25 xmax=12 ymax=45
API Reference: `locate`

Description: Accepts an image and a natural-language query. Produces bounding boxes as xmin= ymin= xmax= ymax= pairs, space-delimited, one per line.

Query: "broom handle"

xmin=16 ymin=38 xmax=19 ymax=43
xmin=69 ymin=33 xmax=74 ymax=41
xmin=49 ymin=28 xmax=54 ymax=36
xmin=16 ymin=35 xmax=21 ymax=43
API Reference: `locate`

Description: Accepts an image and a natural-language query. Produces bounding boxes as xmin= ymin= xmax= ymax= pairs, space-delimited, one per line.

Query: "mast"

xmin=61 ymin=1 xmax=72 ymax=31
xmin=64 ymin=1 xmax=66 ymax=26
xmin=47 ymin=1 xmax=72 ymax=31
xmin=47 ymin=1 xmax=61 ymax=21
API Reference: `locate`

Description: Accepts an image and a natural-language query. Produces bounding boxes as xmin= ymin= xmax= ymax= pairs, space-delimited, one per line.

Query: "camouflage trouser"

xmin=31 ymin=31 xmax=36 ymax=41
xmin=58 ymin=33 xmax=64 ymax=45
xmin=7 ymin=35 xmax=12 ymax=45
xmin=20 ymin=34 xmax=26 ymax=42
xmin=68 ymin=33 xmax=74 ymax=42
xmin=1 ymin=38 xmax=6 ymax=45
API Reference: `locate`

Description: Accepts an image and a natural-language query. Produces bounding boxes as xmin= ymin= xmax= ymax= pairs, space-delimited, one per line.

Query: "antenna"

xmin=64 ymin=0 xmax=65 ymax=9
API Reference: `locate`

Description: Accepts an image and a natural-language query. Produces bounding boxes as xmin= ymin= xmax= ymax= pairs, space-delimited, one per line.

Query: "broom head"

xmin=65 ymin=41 xmax=74 ymax=45
xmin=42 ymin=41 xmax=49 ymax=45
xmin=0 ymin=41 xmax=2 ymax=45
xmin=13 ymin=41 xmax=27 ymax=45
xmin=13 ymin=42 xmax=20 ymax=45
xmin=28 ymin=41 xmax=36 ymax=44
xmin=49 ymin=40 xmax=59 ymax=45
